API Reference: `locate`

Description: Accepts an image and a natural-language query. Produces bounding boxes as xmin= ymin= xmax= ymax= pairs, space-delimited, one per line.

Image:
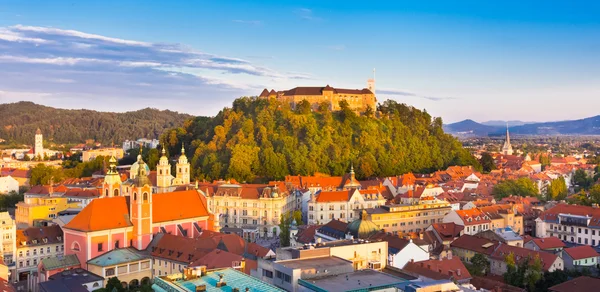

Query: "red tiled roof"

xmin=152 ymin=190 xmax=210 ymax=223
xmin=315 ymin=190 xmax=351 ymax=203
xmin=455 ymin=209 xmax=492 ymax=225
xmin=406 ymin=257 xmax=471 ymax=282
xmin=490 ymin=244 xmax=559 ymax=272
xmin=189 ymin=249 xmax=243 ymax=270
xmin=564 ymin=245 xmax=599 ymax=260
xmin=530 ymin=237 xmax=565 ymax=250
xmin=549 ymin=276 xmax=600 ymax=292
xmin=16 ymin=225 xmax=63 ymax=248
xmin=450 ymin=235 xmax=498 ymax=255
xmin=295 ymin=225 xmax=320 ymax=244
xmin=539 ymin=203 xmax=600 ymax=228
xmin=64 ymin=196 xmax=132 ymax=232
xmin=431 ymin=223 xmax=464 ymax=240
xmin=64 ymin=189 xmax=100 ymax=198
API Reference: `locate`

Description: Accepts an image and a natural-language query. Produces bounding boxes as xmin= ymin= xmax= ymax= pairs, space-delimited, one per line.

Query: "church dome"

xmin=346 ymin=210 xmax=379 ymax=240
xmin=130 ymin=154 xmax=150 ymax=179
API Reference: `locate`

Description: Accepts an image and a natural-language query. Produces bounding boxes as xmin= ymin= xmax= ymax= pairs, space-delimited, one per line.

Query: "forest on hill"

xmin=161 ymin=98 xmax=480 ymax=182
xmin=0 ymin=101 xmax=191 ymax=145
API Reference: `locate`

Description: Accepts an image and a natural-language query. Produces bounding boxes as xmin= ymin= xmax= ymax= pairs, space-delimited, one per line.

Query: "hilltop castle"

xmin=259 ymin=79 xmax=377 ymax=112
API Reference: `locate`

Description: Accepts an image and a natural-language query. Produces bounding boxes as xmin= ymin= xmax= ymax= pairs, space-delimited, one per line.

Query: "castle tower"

xmin=156 ymin=147 xmax=172 ymax=190
xmin=176 ymin=144 xmax=190 ymax=185
xmin=367 ymin=68 xmax=376 ymax=95
xmin=130 ymin=154 xmax=153 ymax=250
xmin=502 ymin=124 xmax=514 ymax=156
xmin=102 ymin=156 xmax=122 ymax=197
xmin=34 ymin=128 xmax=43 ymax=157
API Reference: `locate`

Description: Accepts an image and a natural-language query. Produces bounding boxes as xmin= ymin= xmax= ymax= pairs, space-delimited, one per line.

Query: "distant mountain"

xmin=481 ymin=120 xmax=535 ymax=127
xmin=443 ymin=119 xmax=500 ymax=137
xmin=0 ymin=101 xmax=192 ymax=145
xmin=445 ymin=115 xmax=600 ymax=136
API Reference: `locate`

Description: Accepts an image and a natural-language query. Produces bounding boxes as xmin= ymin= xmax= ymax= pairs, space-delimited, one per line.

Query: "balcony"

xmin=547 ymin=228 xmax=575 ymax=236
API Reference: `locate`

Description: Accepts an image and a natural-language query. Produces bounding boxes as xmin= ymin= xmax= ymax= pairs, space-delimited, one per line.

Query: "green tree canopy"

xmin=493 ymin=177 xmax=539 ymax=199
xmin=479 ymin=152 xmax=496 ymax=173
xmin=546 ymin=177 xmax=568 ymax=201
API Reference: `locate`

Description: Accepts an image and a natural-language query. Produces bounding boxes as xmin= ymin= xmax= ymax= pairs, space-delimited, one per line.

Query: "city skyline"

xmin=1 ymin=1 xmax=600 ymax=123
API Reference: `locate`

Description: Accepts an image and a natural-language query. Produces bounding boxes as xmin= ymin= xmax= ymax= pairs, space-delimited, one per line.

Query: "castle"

xmin=259 ymin=79 xmax=377 ymax=112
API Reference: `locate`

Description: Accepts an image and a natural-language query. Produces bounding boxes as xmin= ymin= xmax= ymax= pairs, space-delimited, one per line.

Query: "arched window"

xmin=159 ymin=170 xmax=163 ymax=175
xmin=143 ymin=193 xmax=148 ymax=202
xmin=105 ymin=189 xmax=109 ymax=197
xmin=113 ymin=189 xmax=119 ymax=197
xmin=71 ymin=241 xmax=81 ymax=252
xmin=133 ymin=193 xmax=137 ymax=201
xmin=93 ymin=283 xmax=99 ymax=288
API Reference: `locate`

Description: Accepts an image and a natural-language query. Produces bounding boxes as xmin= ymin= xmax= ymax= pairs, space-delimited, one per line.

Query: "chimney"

xmin=419 ymin=233 xmax=423 ymax=240
xmin=447 ymin=250 xmax=452 ymax=260
xmin=457 ymin=269 xmax=461 ymax=276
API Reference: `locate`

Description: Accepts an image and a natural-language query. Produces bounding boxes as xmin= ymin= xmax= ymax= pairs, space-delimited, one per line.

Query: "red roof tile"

xmin=315 ymin=190 xmax=351 ymax=203
xmin=152 ymin=190 xmax=210 ymax=223
xmin=564 ymin=245 xmax=599 ymax=260
xmin=549 ymin=276 xmax=600 ymax=292
xmin=64 ymin=196 xmax=132 ymax=232
xmin=530 ymin=237 xmax=565 ymax=250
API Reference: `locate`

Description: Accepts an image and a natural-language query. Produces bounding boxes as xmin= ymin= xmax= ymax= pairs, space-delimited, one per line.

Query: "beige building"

xmin=86 ymin=248 xmax=152 ymax=289
xmin=0 ymin=212 xmax=16 ymax=268
xmin=81 ymin=148 xmax=124 ymax=162
xmin=198 ymin=181 xmax=296 ymax=239
xmin=15 ymin=225 xmax=64 ymax=283
xmin=366 ymin=198 xmax=453 ymax=235
xmin=307 ymin=188 xmax=387 ymax=225
xmin=155 ymin=146 xmax=191 ymax=193
xmin=259 ymin=80 xmax=377 ymax=113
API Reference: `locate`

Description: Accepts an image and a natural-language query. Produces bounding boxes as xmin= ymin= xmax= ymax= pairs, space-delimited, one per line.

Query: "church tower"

xmin=502 ymin=124 xmax=514 ymax=156
xmin=176 ymin=144 xmax=190 ymax=185
xmin=102 ymin=156 xmax=122 ymax=197
xmin=130 ymin=154 xmax=153 ymax=250
xmin=34 ymin=128 xmax=44 ymax=158
xmin=156 ymin=147 xmax=172 ymax=190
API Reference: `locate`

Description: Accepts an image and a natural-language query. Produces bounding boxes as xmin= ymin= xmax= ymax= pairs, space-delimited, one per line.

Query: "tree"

xmin=546 ymin=177 xmax=568 ymax=201
xmin=573 ymin=169 xmax=593 ymax=192
xmin=364 ymin=105 xmax=374 ymax=117
xmin=469 ymin=253 xmax=490 ymax=276
xmin=479 ymin=152 xmax=496 ymax=173
xmin=279 ymin=212 xmax=292 ymax=247
xmin=30 ymin=164 xmax=64 ymax=186
xmin=292 ymin=210 xmax=304 ymax=226
xmin=94 ymin=277 xmax=126 ymax=292
xmin=589 ymin=184 xmax=600 ymax=204
xmin=295 ymin=100 xmax=312 ymax=115
xmin=493 ymin=177 xmax=539 ymax=199
xmin=504 ymin=252 xmax=519 ymax=286
xmin=524 ymin=255 xmax=543 ymax=292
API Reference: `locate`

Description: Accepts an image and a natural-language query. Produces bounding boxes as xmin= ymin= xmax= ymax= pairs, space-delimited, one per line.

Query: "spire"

xmin=162 ymin=147 xmax=166 ymax=156
xmin=181 ymin=144 xmax=185 ymax=155
xmin=506 ymin=123 xmax=510 ymax=145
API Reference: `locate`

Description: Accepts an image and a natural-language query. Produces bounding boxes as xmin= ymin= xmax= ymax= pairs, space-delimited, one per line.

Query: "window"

xmin=585 ymin=229 xmax=589 ymax=235
xmin=106 ymin=268 xmax=115 ymax=277
xmin=115 ymin=240 xmax=120 ymax=249
xmin=309 ymin=206 xmax=313 ymax=211
xmin=143 ymin=193 xmax=149 ymax=202
xmin=114 ymin=189 xmax=119 ymax=197
xmin=98 ymin=243 xmax=103 ymax=252
xmin=47 ymin=247 xmax=50 ymax=253
xmin=263 ymin=270 xmax=273 ymax=278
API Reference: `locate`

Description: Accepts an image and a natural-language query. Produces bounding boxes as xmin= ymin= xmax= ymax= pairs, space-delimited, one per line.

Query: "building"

xmin=35 ymin=129 xmax=43 ymax=158
xmin=259 ymin=81 xmax=377 ymax=113
xmin=155 ymin=146 xmax=191 ymax=193
xmin=369 ymin=233 xmax=429 ymax=269
xmin=15 ymin=191 xmax=79 ymax=228
xmin=153 ymin=267 xmax=285 ymax=292
xmin=0 ymin=212 xmax=17 ymax=268
xmin=38 ymin=268 xmax=104 ymax=292
xmin=0 ymin=175 xmax=18 ymax=194
xmin=562 ymin=245 xmax=599 ymax=270
xmin=443 ymin=208 xmax=491 ymax=235
xmin=265 ymin=256 xmax=355 ymax=291
xmin=37 ymin=254 xmax=81 ymax=283
xmin=426 ymin=222 xmax=464 ymax=247
xmin=403 ymin=255 xmax=472 ymax=284
xmin=298 ymin=269 xmax=407 ymax=292
xmin=81 ymin=148 xmax=124 ymax=162
xmin=502 ymin=125 xmax=514 ymax=155
xmin=86 ymin=248 xmax=152 ymax=289
xmin=367 ymin=198 xmax=453 ymax=235
xmin=535 ymin=203 xmax=600 ymax=245
xmin=122 ymin=138 xmax=160 ymax=152
xmin=524 ymin=236 xmax=565 ymax=254
xmin=479 ymin=205 xmax=524 ymax=235
xmin=62 ymin=154 xmax=214 ymax=266
xmin=549 ymin=276 xmax=600 ymax=292
xmin=15 ymin=225 xmax=64 ymax=284
xmin=198 ymin=181 xmax=295 ymax=240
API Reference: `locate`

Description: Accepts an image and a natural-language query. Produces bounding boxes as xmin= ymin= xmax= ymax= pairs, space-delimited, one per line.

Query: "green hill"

xmin=161 ymin=98 xmax=480 ymax=182
xmin=0 ymin=101 xmax=192 ymax=145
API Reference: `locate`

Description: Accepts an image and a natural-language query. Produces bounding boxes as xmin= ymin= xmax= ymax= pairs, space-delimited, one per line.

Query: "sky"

xmin=0 ymin=1 xmax=599 ymax=123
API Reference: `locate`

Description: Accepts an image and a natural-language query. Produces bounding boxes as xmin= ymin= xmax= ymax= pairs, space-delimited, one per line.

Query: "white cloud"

xmin=11 ymin=24 xmax=150 ymax=46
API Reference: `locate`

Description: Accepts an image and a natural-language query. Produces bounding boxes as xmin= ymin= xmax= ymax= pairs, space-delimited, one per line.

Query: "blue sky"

xmin=0 ymin=1 xmax=599 ymax=123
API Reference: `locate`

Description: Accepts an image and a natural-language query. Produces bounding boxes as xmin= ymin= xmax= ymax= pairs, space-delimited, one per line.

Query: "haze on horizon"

xmin=1 ymin=1 xmax=599 ymax=123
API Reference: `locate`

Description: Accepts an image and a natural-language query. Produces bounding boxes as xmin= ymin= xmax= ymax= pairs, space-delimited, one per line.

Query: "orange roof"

xmin=152 ymin=190 xmax=210 ymax=223
xmin=64 ymin=197 xmax=132 ymax=232
xmin=530 ymin=237 xmax=565 ymax=250
xmin=315 ymin=190 xmax=350 ymax=203
xmin=564 ymin=245 xmax=599 ymax=260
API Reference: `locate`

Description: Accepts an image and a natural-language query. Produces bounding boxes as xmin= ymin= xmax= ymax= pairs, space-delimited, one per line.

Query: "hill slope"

xmin=161 ymin=98 xmax=480 ymax=182
xmin=443 ymin=119 xmax=500 ymax=136
xmin=0 ymin=101 xmax=192 ymax=145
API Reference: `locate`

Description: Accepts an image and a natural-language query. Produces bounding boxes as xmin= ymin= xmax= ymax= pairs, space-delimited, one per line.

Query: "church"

xmin=62 ymin=152 xmax=214 ymax=265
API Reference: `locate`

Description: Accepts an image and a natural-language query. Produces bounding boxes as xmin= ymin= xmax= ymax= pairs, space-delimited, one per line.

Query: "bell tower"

xmin=130 ymin=155 xmax=153 ymax=250
xmin=176 ymin=144 xmax=190 ymax=185
xmin=34 ymin=128 xmax=44 ymax=158
xmin=156 ymin=147 xmax=172 ymax=190
xmin=102 ymin=156 xmax=122 ymax=197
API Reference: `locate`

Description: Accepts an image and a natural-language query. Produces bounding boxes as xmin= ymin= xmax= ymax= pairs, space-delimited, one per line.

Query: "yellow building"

xmin=82 ymin=148 xmax=124 ymax=162
xmin=479 ymin=205 xmax=524 ymax=235
xmin=366 ymin=198 xmax=453 ymax=235
xmin=15 ymin=195 xmax=79 ymax=228
xmin=259 ymin=80 xmax=377 ymax=113
xmin=86 ymin=248 xmax=152 ymax=289
xmin=198 ymin=181 xmax=296 ymax=240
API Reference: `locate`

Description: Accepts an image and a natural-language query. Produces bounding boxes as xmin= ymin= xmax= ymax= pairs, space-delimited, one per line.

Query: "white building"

xmin=122 ymin=138 xmax=160 ymax=152
xmin=0 ymin=212 xmax=17 ymax=268
xmin=307 ymin=189 xmax=386 ymax=225
xmin=536 ymin=203 xmax=600 ymax=246
xmin=443 ymin=209 xmax=491 ymax=235
xmin=0 ymin=176 xmax=19 ymax=194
